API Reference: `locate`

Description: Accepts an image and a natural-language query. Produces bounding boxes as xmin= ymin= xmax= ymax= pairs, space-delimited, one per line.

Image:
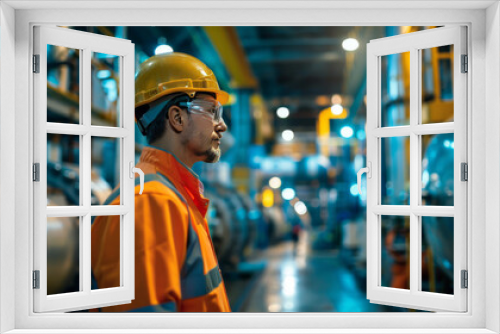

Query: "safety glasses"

xmin=178 ymin=99 xmax=224 ymax=122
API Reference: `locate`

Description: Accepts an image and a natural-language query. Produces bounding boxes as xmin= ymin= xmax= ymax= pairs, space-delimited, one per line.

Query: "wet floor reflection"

xmin=227 ymin=231 xmax=403 ymax=312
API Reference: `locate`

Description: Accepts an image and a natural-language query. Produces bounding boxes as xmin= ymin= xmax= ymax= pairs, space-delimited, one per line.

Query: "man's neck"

xmin=150 ymin=140 xmax=196 ymax=168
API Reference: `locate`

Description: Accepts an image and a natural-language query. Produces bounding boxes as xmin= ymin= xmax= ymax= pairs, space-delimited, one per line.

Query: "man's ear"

xmin=167 ymin=106 xmax=184 ymax=132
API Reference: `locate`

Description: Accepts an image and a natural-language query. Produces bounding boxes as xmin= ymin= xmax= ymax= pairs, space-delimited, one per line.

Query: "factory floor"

xmin=225 ymin=232 xmax=408 ymax=313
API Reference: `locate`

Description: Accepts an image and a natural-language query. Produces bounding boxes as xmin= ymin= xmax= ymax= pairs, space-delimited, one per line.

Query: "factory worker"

xmin=91 ymin=52 xmax=231 ymax=312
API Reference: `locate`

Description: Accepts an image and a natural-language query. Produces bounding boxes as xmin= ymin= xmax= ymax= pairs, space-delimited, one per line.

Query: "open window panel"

xmin=364 ymin=26 xmax=467 ymax=312
xmin=33 ymin=26 xmax=136 ymax=312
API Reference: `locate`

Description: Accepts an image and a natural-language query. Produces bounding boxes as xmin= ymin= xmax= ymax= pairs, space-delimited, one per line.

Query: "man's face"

xmin=181 ymin=93 xmax=227 ymax=163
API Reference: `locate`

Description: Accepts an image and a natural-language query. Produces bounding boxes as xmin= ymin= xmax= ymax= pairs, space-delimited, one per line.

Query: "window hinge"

xmin=33 ymin=270 xmax=40 ymax=289
xmin=33 ymin=163 xmax=40 ymax=182
xmin=461 ymin=270 xmax=468 ymax=289
xmin=33 ymin=54 xmax=40 ymax=73
xmin=461 ymin=54 xmax=468 ymax=73
xmin=461 ymin=162 xmax=468 ymax=181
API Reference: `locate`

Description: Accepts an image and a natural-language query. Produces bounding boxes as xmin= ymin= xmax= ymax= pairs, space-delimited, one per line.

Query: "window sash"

xmin=366 ymin=26 xmax=467 ymax=312
xmin=33 ymin=25 xmax=135 ymax=313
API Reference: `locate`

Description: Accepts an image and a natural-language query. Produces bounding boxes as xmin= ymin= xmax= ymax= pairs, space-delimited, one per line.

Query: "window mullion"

xmin=81 ymin=47 xmax=92 ymax=294
xmin=82 ymin=47 xmax=91 ymax=207
xmin=46 ymin=123 xmax=88 ymax=135
xmin=82 ymin=215 xmax=91 ymax=293
xmin=122 ymin=50 xmax=135 ymax=293
xmin=372 ymin=205 xmax=411 ymax=215
xmin=365 ymin=44 xmax=379 ymax=298
xmin=372 ymin=126 xmax=411 ymax=137
xmin=413 ymin=123 xmax=454 ymax=135
xmin=409 ymin=47 xmax=420 ymax=295
xmin=90 ymin=126 xmax=129 ymax=138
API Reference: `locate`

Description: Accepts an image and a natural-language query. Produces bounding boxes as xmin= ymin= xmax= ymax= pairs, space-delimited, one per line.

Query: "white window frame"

xmin=1 ymin=1 xmax=499 ymax=333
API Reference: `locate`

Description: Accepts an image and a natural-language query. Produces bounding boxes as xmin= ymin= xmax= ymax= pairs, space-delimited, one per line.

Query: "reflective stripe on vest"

xmin=93 ymin=172 xmax=223 ymax=300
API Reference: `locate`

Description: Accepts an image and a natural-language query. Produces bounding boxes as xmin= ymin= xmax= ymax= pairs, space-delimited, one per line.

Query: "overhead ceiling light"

xmin=282 ymin=130 xmax=294 ymax=141
xmin=282 ymin=188 xmax=296 ymax=200
xmin=269 ymin=177 xmax=282 ymax=189
xmin=294 ymin=201 xmax=308 ymax=215
xmin=155 ymin=37 xmax=174 ymax=55
xmin=277 ymin=107 xmax=290 ymax=119
xmin=342 ymin=38 xmax=359 ymax=51
xmin=331 ymin=104 xmax=343 ymax=115
xmin=331 ymin=94 xmax=342 ymax=105
xmin=155 ymin=44 xmax=174 ymax=55
xmin=340 ymin=126 xmax=354 ymax=139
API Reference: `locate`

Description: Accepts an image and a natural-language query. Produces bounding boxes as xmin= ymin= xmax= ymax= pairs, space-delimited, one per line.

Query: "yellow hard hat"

xmin=135 ymin=52 xmax=229 ymax=108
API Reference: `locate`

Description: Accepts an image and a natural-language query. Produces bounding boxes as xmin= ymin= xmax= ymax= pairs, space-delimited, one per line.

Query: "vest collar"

xmin=140 ymin=145 xmax=210 ymax=217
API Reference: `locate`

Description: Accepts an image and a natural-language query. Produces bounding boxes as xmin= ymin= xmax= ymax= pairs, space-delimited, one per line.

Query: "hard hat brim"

xmin=136 ymin=87 xmax=229 ymax=109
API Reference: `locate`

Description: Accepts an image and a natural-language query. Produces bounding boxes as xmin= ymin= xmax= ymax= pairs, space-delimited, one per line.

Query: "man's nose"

xmin=215 ymin=118 xmax=227 ymax=132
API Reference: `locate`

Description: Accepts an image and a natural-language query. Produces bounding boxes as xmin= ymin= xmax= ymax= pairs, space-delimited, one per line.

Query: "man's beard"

xmin=202 ymin=147 xmax=221 ymax=163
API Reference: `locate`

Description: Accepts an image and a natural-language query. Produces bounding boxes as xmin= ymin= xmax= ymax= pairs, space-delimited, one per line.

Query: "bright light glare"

xmin=282 ymin=188 xmax=296 ymax=200
xmin=97 ymin=70 xmax=111 ymax=79
xmin=268 ymin=304 xmax=281 ymax=312
xmin=282 ymin=130 xmax=294 ymax=141
xmin=277 ymin=107 xmax=290 ymax=119
xmin=331 ymin=94 xmax=342 ymax=105
xmin=282 ymin=276 xmax=297 ymax=289
xmin=269 ymin=177 xmax=282 ymax=189
xmin=342 ymin=38 xmax=359 ymax=51
xmin=282 ymin=276 xmax=297 ymax=297
xmin=356 ymin=129 xmax=366 ymax=140
xmin=444 ymin=140 xmax=454 ymax=149
xmin=331 ymin=104 xmax=343 ymax=115
xmin=340 ymin=126 xmax=354 ymax=138
xmin=422 ymin=170 xmax=430 ymax=188
xmin=294 ymin=201 xmax=307 ymax=215
xmin=350 ymin=184 xmax=359 ymax=196
xmin=283 ymin=286 xmax=296 ymax=297
xmin=155 ymin=44 xmax=174 ymax=55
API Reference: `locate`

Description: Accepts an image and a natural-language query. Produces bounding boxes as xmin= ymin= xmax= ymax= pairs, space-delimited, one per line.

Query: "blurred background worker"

xmin=91 ymin=52 xmax=231 ymax=312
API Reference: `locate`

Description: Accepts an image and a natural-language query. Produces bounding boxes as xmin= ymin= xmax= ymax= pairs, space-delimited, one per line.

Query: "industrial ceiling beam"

xmin=240 ymin=37 xmax=343 ymax=48
xmin=204 ymin=27 xmax=258 ymax=89
xmin=247 ymin=51 xmax=342 ymax=64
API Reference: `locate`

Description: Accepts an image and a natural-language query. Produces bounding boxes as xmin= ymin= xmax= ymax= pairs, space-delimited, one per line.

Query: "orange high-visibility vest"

xmin=91 ymin=146 xmax=231 ymax=312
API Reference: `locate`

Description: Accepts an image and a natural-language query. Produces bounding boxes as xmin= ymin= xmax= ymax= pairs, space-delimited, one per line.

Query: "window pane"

xmin=381 ymin=137 xmax=410 ymax=205
xmin=47 ymin=45 xmax=80 ymax=124
xmin=91 ymin=215 xmax=121 ymax=290
xmin=381 ymin=215 xmax=410 ymax=290
xmin=421 ymin=216 xmax=454 ymax=295
xmin=421 ymin=45 xmax=454 ymax=124
xmin=91 ymin=52 xmax=121 ymax=127
xmin=47 ymin=216 xmax=80 ymax=295
xmin=421 ymin=133 xmax=454 ymax=206
xmin=91 ymin=137 xmax=121 ymax=205
xmin=47 ymin=134 xmax=80 ymax=206
xmin=380 ymin=52 xmax=410 ymax=127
